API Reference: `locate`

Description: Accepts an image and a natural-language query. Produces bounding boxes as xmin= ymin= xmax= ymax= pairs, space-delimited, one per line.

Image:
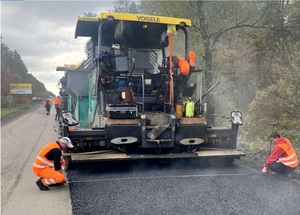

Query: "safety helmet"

xmin=59 ymin=137 xmax=74 ymax=148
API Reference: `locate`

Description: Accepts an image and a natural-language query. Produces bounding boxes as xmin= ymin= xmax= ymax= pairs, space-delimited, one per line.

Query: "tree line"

xmin=1 ymin=42 xmax=52 ymax=107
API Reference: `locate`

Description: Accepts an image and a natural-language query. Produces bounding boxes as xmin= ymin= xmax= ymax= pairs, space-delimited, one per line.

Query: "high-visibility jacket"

xmin=33 ymin=141 xmax=63 ymax=169
xmin=185 ymin=101 xmax=194 ymax=117
xmin=44 ymin=100 xmax=51 ymax=107
xmin=277 ymin=137 xmax=298 ymax=168
xmin=177 ymin=57 xmax=190 ymax=75
xmin=54 ymin=97 xmax=61 ymax=108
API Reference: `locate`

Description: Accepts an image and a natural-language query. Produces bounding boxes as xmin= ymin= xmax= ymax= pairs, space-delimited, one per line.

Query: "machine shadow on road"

xmin=67 ymin=157 xmax=237 ymax=179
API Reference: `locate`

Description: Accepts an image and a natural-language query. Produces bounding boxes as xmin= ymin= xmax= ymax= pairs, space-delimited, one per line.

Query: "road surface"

xmin=1 ymin=105 xmax=72 ymax=215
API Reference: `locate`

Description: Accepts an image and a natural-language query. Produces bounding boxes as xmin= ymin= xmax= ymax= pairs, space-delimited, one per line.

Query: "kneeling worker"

xmin=32 ymin=137 xmax=74 ymax=191
xmin=262 ymin=132 xmax=298 ymax=177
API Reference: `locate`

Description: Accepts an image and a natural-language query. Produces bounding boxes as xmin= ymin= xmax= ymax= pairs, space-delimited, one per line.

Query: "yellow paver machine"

xmin=57 ymin=12 xmax=245 ymax=166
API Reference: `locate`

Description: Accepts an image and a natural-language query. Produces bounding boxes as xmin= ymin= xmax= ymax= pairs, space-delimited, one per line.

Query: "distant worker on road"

xmin=44 ymin=99 xmax=52 ymax=116
xmin=32 ymin=137 xmax=74 ymax=191
xmin=262 ymin=132 xmax=298 ymax=177
xmin=184 ymin=97 xmax=194 ymax=118
xmin=54 ymin=96 xmax=62 ymax=121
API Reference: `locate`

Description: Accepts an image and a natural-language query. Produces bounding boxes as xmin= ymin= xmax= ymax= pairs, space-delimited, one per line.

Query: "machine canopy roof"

xmin=75 ymin=12 xmax=191 ymax=49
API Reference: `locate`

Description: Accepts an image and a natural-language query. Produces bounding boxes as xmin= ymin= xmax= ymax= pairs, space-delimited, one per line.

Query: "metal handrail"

xmin=135 ymin=74 xmax=145 ymax=114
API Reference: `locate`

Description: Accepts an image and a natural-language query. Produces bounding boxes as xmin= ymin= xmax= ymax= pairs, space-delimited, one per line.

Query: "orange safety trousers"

xmin=32 ymin=166 xmax=65 ymax=186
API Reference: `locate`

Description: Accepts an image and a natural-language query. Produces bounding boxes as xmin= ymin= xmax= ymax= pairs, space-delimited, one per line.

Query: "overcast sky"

xmin=1 ymin=1 xmax=114 ymax=96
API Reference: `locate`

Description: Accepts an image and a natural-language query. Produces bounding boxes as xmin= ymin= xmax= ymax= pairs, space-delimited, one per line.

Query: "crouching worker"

xmin=32 ymin=137 xmax=74 ymax=191
xmin=262 ymin=132 xmax=298 ymax=177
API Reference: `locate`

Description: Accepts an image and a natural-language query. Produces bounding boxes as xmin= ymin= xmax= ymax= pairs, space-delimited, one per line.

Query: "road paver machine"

xmin=57 ymin=12 xmax=245 ymax=164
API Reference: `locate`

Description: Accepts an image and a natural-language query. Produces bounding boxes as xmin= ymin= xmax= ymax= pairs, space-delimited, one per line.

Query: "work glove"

xmin=60 ymin=159 xmax=66 ymax=170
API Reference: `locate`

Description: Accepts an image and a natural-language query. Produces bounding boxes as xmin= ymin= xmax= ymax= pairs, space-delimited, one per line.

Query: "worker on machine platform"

xmin=184 ymin=97 xmax=195 ymax=118
xmin=262 ymin=132 xmax=298 ymax=177
xmin=32 ymin=137 xmax=74 ymax=191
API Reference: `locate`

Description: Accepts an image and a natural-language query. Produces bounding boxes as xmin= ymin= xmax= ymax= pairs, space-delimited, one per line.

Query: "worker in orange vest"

xmin=262 ymin=132 xmax=298 ymax=177
xmin=54 ymin=96 xmax=62 ymax=121
xmin=32 ymin=137 xmax=74 ymax=191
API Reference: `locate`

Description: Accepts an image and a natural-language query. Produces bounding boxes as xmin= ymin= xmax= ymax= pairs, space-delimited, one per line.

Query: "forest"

xmin=112 ymin=0 xmax=300 ymax=164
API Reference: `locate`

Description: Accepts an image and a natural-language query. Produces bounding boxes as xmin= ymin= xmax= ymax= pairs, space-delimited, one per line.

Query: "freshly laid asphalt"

xmin=68 ymin=159 xmax=300 ymax=215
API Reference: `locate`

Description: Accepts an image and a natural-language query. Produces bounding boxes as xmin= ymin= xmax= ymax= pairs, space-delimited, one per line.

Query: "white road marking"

xmin=69 ymin=173 xmax=252 ymax=183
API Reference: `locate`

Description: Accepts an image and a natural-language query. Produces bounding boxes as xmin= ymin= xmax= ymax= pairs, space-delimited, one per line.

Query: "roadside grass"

xmin=1 ymin=103 xmax=31 ymax=118
xmin=1 ymin=107 xmax=22 ymax=117
xmin=238 ymin=138 xmax=268 ymax=166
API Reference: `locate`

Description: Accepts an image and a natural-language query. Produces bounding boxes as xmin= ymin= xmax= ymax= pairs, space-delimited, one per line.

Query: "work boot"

xmin=48 ymin=181 xmax=65 ymax=187
xmin=268 ymin=171 xmax=277 ymax=175
xmin=36 ymin=178 xmax=49 ymax=191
